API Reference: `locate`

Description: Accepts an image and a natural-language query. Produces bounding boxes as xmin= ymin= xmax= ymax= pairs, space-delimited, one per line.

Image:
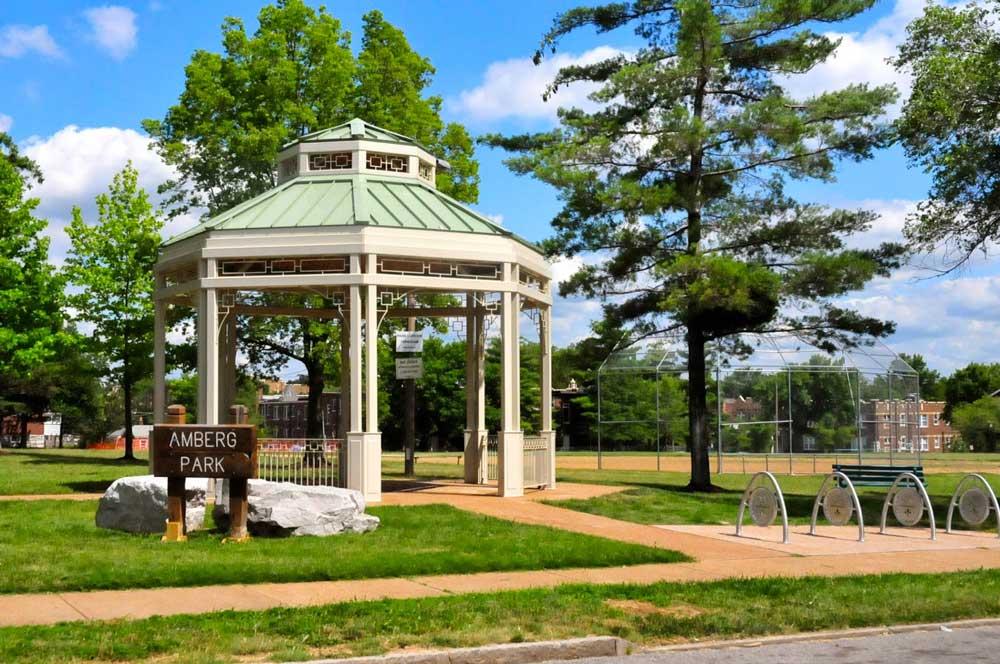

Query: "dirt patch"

xmin=605 ymin=598 xmax=706 ymax=618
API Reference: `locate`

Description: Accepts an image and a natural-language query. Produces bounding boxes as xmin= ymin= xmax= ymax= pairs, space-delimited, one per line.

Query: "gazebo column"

xmin=218 ymin=306 xmax=237 ymax=421
xmin=498 ymin=265 xmax=524 ymax=497
xmin=464 ymin=293 xmax=487 ymax=484
xmin=540 ymin=303 xmax=556 ymax=488
xmin=197 ymin=260 xmax=220 ymax=425
xmin=346 ymin=255 xmax=381 ymax=503
xmin=338 ymin=315 xmax=350 ymax=487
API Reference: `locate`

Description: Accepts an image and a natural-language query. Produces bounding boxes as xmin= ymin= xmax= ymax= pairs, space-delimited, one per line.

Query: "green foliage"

xmin=943 ymin=362 xmax=1000 ymax=421
xmin=893 ymin=2 xmax=1000 ymax=264
xmin=64 ymin=163 xmax=162 ymax=458
xmin=0 ymin=136 xmax=68 ymax=384
xmin=145 ymin=1 xmax=478 ymax=219
xmin=486 ymin=0 xmax=902 ymax=487
xmin=951 ymin=397 xmax=1000 ymax=453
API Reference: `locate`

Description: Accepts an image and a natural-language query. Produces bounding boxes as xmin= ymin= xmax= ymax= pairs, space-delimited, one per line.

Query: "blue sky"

xmin=2 ymin=0 xmax=997 ymax=375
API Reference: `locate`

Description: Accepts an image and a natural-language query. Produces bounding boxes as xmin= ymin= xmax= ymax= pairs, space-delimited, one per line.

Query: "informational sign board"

xmin=396 ymin=357 xmax=424 ymax=380
xmin=151 ymin=424 xmax=257 ymax=479
xmin=395 ymin=331 xmax=424 ymax=353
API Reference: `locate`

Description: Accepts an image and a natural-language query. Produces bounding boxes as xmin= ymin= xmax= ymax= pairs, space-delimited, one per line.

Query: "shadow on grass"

xmin=13 ymin=451 xmax=148 ymax=467
xmin=61 ymin=480 xmax=115 ymax=493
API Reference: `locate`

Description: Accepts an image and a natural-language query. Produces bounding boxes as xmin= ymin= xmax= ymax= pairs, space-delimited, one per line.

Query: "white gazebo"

xmin=152 ymin=119 xmax=555 ymax=502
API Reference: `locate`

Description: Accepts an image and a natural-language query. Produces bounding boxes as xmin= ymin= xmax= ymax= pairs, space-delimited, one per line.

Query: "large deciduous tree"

xmin=487 ymin=0 xmax=904 ymax=490
xmin=65 ymin=163 xmax=162 ymax=460
xmin=144 ymin=2 xmax=479 ymax=217
xmin=0 ymin=132 xmax=69 ymax=433
xmin=893 ymin=1 xmax=1000 ymax=267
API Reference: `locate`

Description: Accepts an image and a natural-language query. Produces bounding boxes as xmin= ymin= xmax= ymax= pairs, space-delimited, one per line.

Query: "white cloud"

xmin=21 ymin=125 xmax=194 ymax=263
xmin=83 ymin=6 xmax=138 ymax=60
xmin=0 ymin=24 xmax=63 ymax=59
xmin=0 ymin=114 xmax=12 ymax=133
xmin=449 ymin=46 xmax=626 ymax=123
xmin=778 ymin=0 xmax=947 ymax=111
xmin=550 ymin=256 xmax=583 ymax=284
xmin=481 ymin=212 xmax=504 ymax=226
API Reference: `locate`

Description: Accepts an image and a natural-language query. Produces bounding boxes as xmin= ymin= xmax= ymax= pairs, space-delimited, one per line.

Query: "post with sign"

xmin=396 ymin=328 xmax=423 ymax=474
xmin=152 ymin=409 xmax=258 ymax=543
xmin=163 ymin=405 xmax=187 ymax=542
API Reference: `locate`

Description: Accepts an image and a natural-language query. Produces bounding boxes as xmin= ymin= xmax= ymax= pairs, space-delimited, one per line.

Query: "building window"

xmin=933 ymin=413 xmax=940 ymax=425
xmin=367 ymin=152 xmax=409 ymax=173
xmin=802 ymin=435 xmax=816 ymax=451
xmin=920 ymin=414 xmax=928 ymax=428
xmin=920 ymin=437 xmax=928 ymax=451
xmin=308 ymin=152 xmax=352 ymax=171
xmin=280 ymin=157 xmax=297 ymax=177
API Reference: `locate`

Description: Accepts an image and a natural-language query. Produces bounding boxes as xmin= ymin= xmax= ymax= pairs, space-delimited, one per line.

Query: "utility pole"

xmin=404 ymin=292 xmax=416 ymax=476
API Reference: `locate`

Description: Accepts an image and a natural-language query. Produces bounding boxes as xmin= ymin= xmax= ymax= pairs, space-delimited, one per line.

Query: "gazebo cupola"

xmin=153 ymin=119 xmax=555 ymax=503
xmin=274 ymin=118 xmax=447 ymax=186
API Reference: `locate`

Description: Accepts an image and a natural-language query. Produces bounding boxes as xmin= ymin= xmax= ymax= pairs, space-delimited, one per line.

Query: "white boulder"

xmin=214 ymin=480 xmax=379 ymax=536
xmin=96 ymin=475 xmax=209 ymax=534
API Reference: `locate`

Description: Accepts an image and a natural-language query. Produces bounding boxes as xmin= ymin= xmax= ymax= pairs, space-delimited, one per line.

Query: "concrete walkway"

xmin=2 ymin=480 xmax=1000 ymax=628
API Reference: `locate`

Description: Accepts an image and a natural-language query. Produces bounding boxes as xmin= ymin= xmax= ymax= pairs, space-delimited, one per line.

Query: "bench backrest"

xmin=832 ymin=464 xmax=926 ymax=487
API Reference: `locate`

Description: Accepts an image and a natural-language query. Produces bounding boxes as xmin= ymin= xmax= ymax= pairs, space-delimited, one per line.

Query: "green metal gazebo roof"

xmin=164 ymin=173 xmax=536 ymax=249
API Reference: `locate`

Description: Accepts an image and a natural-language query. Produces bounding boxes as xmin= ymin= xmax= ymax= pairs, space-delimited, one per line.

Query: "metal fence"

xmin=257 ymin=438 xmax=342 ymax=486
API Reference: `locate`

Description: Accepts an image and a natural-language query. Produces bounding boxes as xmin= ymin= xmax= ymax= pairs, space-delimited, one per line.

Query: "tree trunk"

xmin=122 ymin=373 xmax=135 ymax=460
xmin=303 ymin=357 xmax=326 ymax=467
xmin=686 ymin=327 xmax=714 ymax=490
xmin=19 ymin=413 xmax=28 ymax=448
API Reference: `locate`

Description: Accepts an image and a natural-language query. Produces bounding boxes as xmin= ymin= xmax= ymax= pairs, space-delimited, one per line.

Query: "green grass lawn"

xmin=4 ymin=570 xmax=1000 ymax=663
xmin=0 ymin=500 xmax=686 ymax=594
xmin=0 ymin=449 xmax=148 ymax=495
xmin=543 ymin=468 xmax=1000 ymax=529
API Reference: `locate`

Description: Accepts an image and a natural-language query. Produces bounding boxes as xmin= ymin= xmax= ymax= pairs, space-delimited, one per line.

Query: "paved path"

xmin=556 ymin=623 xmax=1000 ymax=663
xmin=2 ymin=481 xmax=1000 ymax=628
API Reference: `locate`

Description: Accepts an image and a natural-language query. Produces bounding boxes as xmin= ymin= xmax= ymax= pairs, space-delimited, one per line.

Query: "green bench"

xmin=832 ymin=464 xmax=926 ymax=487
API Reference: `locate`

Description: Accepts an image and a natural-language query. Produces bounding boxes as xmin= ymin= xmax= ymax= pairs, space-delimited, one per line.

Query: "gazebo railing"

xmin=485 ymin=434 xmax=550 ymax=488
xmin=487 ymin=434 xmax=498 ymax=481
xmin=523 ymin=435 xmax=550 ymax=488
xmin=257 ymin=438 xmax=342 ymax=487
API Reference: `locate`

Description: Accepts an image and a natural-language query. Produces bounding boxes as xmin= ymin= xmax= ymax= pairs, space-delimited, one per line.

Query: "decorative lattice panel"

xmin=367 ymin=152 xmax=409 ymax=173
xmin=308 ymin=152 xmax=352 ymax=171
xmin=418 ymin=161 xmax=433 ymax=182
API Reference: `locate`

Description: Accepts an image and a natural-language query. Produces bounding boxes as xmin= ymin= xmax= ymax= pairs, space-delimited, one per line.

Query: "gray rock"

xmin=95 ymin=475 xmax=208 ymax=534
xmin=214 ymin=480 xmax=379 ymax=536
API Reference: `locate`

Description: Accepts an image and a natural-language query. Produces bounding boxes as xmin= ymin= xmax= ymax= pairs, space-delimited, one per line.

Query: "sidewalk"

xmin=3 ymin=546 xmax=998 ymax=628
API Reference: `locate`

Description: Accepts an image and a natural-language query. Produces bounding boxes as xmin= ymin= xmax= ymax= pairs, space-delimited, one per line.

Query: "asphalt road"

xmin=551 ymin=624 xmax=1000 ymax=663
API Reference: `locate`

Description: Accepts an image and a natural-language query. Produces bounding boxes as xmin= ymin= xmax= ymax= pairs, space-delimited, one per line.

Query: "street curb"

xmin=288 ymin=636 xmax=629 ymax=664
xmin=646 ymin=616 xmax=1000 ymax=653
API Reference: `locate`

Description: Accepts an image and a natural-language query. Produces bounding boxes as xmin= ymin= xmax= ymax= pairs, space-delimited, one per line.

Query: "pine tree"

xmin=486 ymin=0 xmax=904 ymax=489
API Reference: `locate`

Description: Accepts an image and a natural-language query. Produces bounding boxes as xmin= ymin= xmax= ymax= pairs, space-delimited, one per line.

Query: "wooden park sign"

xmin=151 ymin=425 xmax=257 ymax=478
xmin=152 ymin=405 xmax=257 ymax=542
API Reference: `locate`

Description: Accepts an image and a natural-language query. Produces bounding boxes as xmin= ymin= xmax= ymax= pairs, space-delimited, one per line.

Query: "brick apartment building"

xmin=257 ymin=383 xmax=341 ymax=439
xmin=722 ymin=396 xmax=763 ymax=421
xmin=862 ymin=400 xmax=958 ymax=453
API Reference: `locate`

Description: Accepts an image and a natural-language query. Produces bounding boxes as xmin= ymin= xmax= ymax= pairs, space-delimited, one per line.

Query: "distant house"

xmin=0 ymin=412 xmax=61 ymax=448
xmin=722 ymin=396 xmax=763 ymax=422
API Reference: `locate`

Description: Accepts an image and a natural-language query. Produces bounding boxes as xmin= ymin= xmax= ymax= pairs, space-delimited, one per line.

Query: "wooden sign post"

xmin=152 ymin=404 xmax=257 ymax=542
